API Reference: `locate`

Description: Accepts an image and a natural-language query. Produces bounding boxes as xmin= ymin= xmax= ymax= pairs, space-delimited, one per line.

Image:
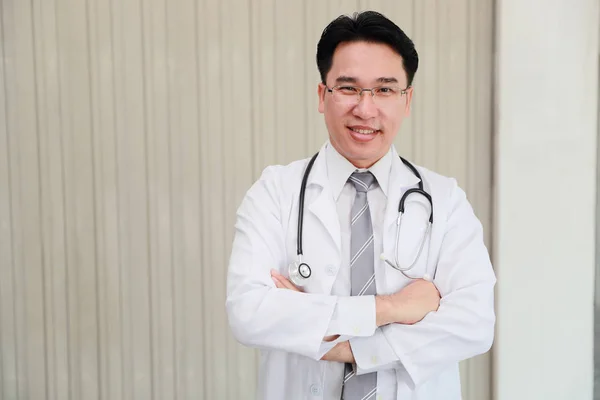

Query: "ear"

xmin=404 ymin=86 xmax=414 ymax=116
xmin=318 ymin=83 xmax=327 ymax=114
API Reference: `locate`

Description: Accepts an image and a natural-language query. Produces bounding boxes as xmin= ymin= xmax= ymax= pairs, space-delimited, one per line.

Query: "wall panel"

xmin=0 ymin=1 xmax=494 ymax=399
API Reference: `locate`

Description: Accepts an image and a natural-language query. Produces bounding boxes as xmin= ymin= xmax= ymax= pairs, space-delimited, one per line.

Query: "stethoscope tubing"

xmin=293 ymin=152 xmax=434 ymax=284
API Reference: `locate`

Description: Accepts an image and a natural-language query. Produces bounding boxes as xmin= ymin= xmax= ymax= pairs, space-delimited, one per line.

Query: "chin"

xmin=346 ymin=149 xmax=385 ymax=168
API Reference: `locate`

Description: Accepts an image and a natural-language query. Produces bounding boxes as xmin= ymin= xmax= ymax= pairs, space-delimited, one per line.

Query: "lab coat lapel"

xmin=306 ymin=147 xmax=341 ymax=256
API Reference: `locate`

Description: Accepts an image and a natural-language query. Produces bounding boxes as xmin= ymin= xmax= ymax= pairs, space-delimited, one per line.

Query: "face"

xmin=318 ymin=41 xmax=413 ymax=169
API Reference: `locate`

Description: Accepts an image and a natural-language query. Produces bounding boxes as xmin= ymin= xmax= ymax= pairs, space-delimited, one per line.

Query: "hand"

xmin=320 ymin=340 xmax=355 ymax=363
xmin=377 ymin=279 xmax=440 ymax=326
xmin=270 ymin=269 xmax=302 ymax=292
xmin=270 ymin=269 xmax=340 ymax=342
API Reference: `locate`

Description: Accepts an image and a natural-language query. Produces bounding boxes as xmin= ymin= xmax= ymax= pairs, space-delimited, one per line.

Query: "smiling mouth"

xmin=347 ymin=126 xmax=381 ymax=143
xmin=348 ymin=127 xmax=380 ymax=135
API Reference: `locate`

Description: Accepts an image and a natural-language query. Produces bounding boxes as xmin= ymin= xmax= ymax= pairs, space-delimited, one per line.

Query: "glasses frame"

xmin=325 ymin=84 xmax=411 ymax=104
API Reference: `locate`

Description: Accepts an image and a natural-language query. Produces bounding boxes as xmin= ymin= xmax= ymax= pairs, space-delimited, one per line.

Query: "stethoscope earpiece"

xmin=381 ymin=253 xmax=432 ymax=281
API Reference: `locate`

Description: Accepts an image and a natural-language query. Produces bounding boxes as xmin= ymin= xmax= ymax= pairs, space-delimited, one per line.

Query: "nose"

xmin=352 ymin=91 xmax=379 ymax=119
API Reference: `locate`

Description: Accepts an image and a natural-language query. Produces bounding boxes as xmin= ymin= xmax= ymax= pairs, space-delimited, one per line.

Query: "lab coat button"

xmin=325 ymin=265 xmax=336 ymax=276
xmin=310 ymin=384 xmax=321 ymax=396
xmin=371 ymin=355 xmax=378 ymax=364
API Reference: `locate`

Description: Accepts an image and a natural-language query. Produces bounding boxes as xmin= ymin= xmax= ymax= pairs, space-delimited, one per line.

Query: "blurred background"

xmin=0 ymin=0 xmax=597 ymax=399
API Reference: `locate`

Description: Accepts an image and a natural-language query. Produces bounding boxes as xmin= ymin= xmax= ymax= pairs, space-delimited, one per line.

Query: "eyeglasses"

xmin=326 ymin=85 xmax=409 ymax=106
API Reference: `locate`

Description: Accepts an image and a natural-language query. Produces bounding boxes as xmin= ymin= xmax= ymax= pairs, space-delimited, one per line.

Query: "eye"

xmin=375 ymin=87 xmax=397 ymax=96
xmin=337 ymin=86 xmax=360 ymax=95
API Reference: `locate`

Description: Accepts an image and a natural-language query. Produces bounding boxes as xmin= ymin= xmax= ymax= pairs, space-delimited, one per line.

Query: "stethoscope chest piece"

xmin=288 ymin=261 xmax=311 ymax=286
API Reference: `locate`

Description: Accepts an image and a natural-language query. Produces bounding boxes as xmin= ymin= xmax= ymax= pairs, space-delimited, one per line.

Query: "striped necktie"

xmin=342 ymin=171 xmax=377 ymax=400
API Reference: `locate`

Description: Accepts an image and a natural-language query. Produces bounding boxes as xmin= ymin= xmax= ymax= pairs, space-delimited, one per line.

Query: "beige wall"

xmin=0 ymin=0 xmax=493 ymax=399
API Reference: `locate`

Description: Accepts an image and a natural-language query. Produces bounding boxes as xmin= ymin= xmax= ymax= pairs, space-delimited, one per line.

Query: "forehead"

xmin=327 ymin=41 xmax=407 ymax=86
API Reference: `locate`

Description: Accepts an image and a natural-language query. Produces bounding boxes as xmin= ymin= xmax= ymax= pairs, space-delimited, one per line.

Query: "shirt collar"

xmin=325 ymin=141 xmax=393 ymax=201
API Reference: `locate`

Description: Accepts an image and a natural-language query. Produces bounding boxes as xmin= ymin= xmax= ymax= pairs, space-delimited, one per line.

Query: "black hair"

xmin=316 ymin=11 xmax=419 ymax=87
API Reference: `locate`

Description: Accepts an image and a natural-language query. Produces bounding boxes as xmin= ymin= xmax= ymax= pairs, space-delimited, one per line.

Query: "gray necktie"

xmin=342 ymin=171 xmax=377 ymax=400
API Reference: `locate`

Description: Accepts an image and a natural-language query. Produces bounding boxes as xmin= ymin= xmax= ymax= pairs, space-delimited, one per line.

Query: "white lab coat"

xmin=226 ymin=143 xmax=496 ymax=400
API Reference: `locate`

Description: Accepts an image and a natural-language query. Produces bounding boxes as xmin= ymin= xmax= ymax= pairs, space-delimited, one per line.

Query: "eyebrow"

xmin=334 ymin=76 xmax=399 ymax=85
xmin=376 ymin=77 xmax=398 ymax=84
xmin=335 ymin=76 xmax=358 ymax=84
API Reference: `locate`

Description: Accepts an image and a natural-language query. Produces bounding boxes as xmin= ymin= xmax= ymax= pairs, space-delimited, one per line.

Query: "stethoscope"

xmin=288 ymin=152 xmax=434 ymax=287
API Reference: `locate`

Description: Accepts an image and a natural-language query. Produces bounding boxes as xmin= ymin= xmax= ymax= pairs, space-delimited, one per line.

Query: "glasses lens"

xmin=372 ymin=87 xmax=403 ymax=106
xmin=331 ymin=86 xmax=359 ymax=104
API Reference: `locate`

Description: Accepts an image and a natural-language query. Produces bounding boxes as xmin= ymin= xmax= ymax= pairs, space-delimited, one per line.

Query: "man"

xmin=226 ymin=10 xmax=496 ymax=400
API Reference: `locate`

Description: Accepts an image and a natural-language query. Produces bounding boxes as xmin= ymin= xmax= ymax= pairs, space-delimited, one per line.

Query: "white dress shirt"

xmin=321 ymin=142 xmax=398 ymax=399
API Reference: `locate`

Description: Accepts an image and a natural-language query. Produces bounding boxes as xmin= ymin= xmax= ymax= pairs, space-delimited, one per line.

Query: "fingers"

xmin=272 ymin=275 xmax=285 ymax=289
xmin=270 ymin=269 xmax=302 ymax=292
xmin=278 ymin=276 xmax=300 ymax=291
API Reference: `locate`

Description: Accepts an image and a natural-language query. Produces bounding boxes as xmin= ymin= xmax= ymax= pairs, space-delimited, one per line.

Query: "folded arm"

xmin=348 ymin=182 xmax=496 ymax=388
xmin=226 ymin=167 xmax=378 ymax=360
xmin=271 ymin=266 xmax=442 ymax=363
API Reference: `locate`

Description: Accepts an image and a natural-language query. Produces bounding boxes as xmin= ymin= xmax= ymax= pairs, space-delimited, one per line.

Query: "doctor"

xmin=226 ymin=10 xmax=496 ymax=400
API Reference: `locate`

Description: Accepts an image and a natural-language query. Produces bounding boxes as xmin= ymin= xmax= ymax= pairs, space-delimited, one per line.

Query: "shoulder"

xmin=255 ymin=157 xmax=311 ymax=189
xmin=410 ymin=163 xmax=470 ymax=214
xmin=411 ymin=164 xmax=459 ymax=193
xmin=242 ymin=156 xmax=312 ymax=204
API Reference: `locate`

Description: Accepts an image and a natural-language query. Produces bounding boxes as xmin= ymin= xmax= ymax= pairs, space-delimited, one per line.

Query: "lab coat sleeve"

xmin=349 ymin=179 xmax=496 ymax=388
xmin=315 ymin=296 xmax=378 ymax=356
xmin=226 ymin=166 xmax=376 ymax=361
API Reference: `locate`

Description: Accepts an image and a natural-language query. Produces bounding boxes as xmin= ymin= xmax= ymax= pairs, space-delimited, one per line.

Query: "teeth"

xmin=351 ymin=128 xmax=376 ymax=134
